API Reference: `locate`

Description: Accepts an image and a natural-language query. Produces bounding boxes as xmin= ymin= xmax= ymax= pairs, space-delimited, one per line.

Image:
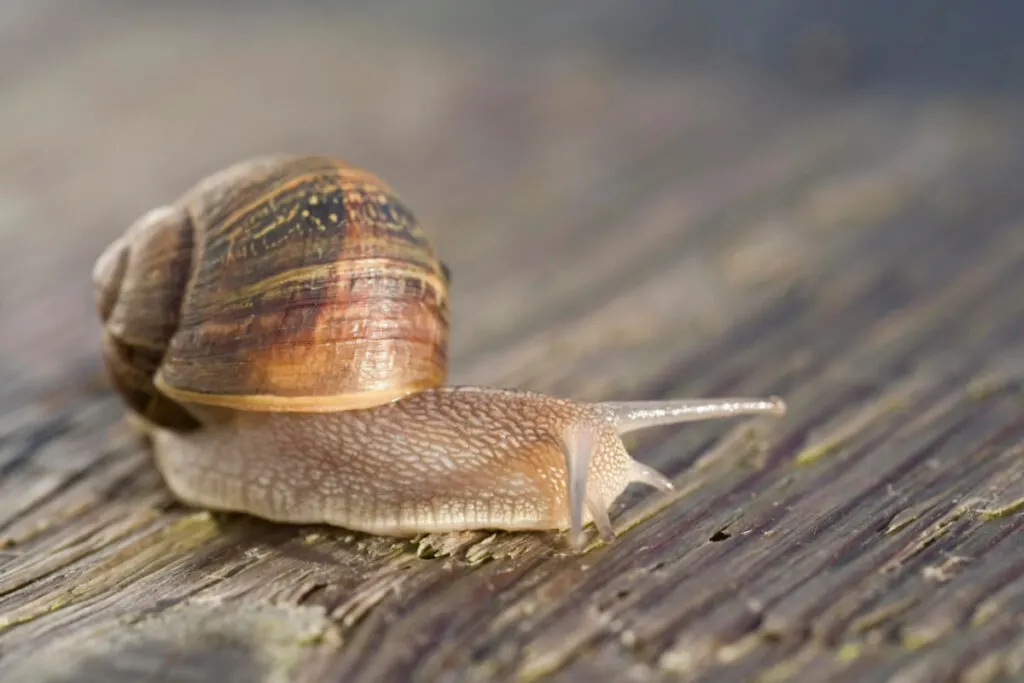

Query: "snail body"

xmin=94 ymin=155 xmax=786 ymax=548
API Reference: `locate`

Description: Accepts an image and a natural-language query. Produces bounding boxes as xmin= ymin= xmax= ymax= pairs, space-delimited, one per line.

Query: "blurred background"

xmin=4 ymin=6 xmax=1024 ymax=679
xmin=2 ymin=0 xmax=1023 ymax=396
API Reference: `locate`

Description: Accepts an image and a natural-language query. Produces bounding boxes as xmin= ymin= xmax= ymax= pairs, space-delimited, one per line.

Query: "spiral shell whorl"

xmin=92 ymin=204 xmax=201 ymax=430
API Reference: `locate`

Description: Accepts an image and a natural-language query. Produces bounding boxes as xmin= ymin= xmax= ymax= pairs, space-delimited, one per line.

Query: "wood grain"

xmin=2 ymin=3 xmax=1023 ymax=682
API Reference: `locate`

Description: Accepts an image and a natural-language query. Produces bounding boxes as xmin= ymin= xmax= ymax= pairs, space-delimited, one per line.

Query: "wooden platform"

xmin=2 ymin=3 xmax=1023 ymax=681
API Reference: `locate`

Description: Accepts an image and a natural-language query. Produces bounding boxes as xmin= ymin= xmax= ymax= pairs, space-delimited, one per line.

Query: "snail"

xmin=93 ymin=155 xmax=786 ymax=549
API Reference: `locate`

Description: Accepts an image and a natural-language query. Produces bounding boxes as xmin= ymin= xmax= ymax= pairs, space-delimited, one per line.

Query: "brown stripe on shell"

xmin=157 ymin=156 xmax=449 ymax=410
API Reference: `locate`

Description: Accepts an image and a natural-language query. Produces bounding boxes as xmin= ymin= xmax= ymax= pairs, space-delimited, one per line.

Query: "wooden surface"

xmin=2 ymin=3 xmax=1024 ymax=682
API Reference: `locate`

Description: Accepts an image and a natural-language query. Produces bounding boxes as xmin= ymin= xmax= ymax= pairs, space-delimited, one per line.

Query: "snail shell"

xmin=94 ymin=155 xmax=786 ymax=549
xmin=94 ymin=155 xmax=449 ymax=427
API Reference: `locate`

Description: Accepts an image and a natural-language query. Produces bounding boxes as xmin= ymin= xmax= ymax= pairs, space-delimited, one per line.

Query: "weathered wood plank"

xmin=2 ymin=3 xmax=1024 ymax=682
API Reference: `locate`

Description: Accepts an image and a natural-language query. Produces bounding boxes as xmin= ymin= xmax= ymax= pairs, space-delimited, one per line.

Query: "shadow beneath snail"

xmin=187 ymin=507 xmax=583 ymax=569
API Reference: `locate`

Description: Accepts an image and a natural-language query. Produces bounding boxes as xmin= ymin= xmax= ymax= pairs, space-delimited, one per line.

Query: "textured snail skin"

xmin=94 ymin=154 xmax=787 ymax=548
xmin=147 ymin=387 xmax=785 ymax=548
